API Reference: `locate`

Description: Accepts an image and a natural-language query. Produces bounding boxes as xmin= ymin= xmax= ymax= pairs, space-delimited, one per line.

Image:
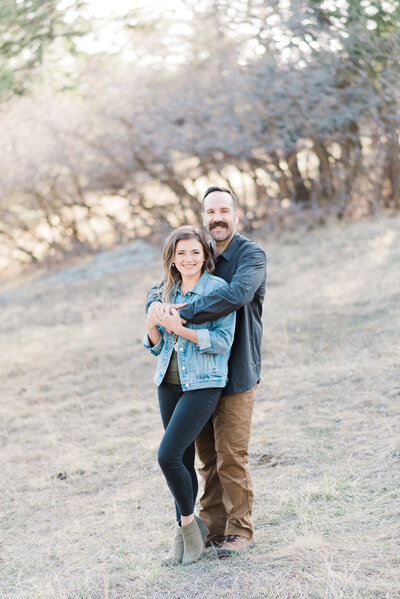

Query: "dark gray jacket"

xmin=146 ymin=233 xmax=266 ymax=395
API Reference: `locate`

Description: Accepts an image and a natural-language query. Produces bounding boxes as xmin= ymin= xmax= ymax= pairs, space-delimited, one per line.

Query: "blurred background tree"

xmin=0 ymin=0 xmax=89 ymax=102
xmin=0 ymin=0 xmax=399 ymax=271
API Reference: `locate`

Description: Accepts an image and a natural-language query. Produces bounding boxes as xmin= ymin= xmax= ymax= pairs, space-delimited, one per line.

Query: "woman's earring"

xmin=172 ymin=263 xmax=175 ymax=267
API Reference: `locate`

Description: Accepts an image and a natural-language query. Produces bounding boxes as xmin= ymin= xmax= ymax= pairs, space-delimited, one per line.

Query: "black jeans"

xmin=157 ymin=383 xmax=222 ymax=518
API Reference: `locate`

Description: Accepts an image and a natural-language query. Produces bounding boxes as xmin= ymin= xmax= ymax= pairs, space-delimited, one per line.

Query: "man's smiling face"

xmin=202 ymin=191 xmax=239 ymax=244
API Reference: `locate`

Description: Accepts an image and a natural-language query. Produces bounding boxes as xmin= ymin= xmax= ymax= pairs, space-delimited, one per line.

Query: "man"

xmin=146 ymin=186 xmax=266 ymax=557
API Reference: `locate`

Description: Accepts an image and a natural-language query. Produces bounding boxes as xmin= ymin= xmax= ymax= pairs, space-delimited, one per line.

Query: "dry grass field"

xmin=1 ymin=216 xmax=399 ymax=599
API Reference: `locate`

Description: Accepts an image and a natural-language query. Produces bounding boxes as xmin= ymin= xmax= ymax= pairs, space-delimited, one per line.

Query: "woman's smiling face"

xmin=174 ymin=238 xmax=204 ymax=279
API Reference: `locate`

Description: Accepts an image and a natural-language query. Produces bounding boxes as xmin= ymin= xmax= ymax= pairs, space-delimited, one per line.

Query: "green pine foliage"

xmin=0 ymin=0 xmax=89 ymax=101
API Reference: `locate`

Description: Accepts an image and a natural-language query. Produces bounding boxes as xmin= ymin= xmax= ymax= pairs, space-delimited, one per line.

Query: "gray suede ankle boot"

xmin=194 ymin=515 xmax=209 ymax=542
xmin=181 ymin=516 xmax=209 ymax=565
xmin=161 ymin=526 xmax=183 ymax=566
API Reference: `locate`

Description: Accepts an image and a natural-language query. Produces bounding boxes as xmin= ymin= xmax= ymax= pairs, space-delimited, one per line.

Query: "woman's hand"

xmin=146 ymin=308 xmax=161 ymax=347
xmin=148 ymin=302 xmax=187 ymax=333
xmin=158 ymin=307 xmax=185 ymax=335
xmin=146 ymin=305 xmax=159 ymax=329
xmin=159 ymin=308 xmax=198 ymax=345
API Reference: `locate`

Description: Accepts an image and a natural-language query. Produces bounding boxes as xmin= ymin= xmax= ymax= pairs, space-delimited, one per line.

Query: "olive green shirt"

xmin=163 ymin=347 xmax=181 ymax=385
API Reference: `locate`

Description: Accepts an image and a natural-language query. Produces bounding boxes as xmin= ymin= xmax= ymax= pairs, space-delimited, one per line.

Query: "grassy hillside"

xmin=1 ymin=216 xmax=399 ymax=599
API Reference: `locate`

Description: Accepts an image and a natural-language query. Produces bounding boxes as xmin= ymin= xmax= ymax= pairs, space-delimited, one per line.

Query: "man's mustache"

xmin=210 ymin=221 xmax=228 ymax=230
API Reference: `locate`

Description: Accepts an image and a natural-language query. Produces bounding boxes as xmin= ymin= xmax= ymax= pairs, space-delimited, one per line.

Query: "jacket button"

xmin=180 ymin=348 xmax=183 ymax=352
xmin=182 ymin=366 xmax=186 ymax=370
xmin=185 ymin=384 xmax=189 ymax=387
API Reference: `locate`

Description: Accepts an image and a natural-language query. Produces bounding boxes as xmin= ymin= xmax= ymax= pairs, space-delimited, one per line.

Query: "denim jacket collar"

xmin=173 ymin=270 xmax=213 ymax=298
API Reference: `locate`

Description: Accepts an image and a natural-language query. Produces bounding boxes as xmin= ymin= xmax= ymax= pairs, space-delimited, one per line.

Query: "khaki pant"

xmin=195 ymin=384 xmax=257 ymax=540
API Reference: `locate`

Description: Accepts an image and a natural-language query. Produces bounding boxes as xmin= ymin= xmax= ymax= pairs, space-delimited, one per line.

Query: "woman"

xmin=143 ymin=225 xmax=235 ymax=565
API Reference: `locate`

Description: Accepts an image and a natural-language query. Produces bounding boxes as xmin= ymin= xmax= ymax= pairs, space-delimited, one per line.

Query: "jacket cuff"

xmin=195 ymin=328 xmax=212 ymax=352
xmin=179 ymin=304 xmax=194 ymax=322
xmin=143 ymin=332 xmax=163 ymax=355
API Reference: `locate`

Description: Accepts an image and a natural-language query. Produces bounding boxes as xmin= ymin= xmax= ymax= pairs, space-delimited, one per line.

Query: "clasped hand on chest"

xmin=149 ymin=302 xmax=187 ymax=334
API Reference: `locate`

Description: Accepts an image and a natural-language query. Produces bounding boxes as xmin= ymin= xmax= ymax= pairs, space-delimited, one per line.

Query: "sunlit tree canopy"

xmin=0 ymin=0 xmax=399 ymax=271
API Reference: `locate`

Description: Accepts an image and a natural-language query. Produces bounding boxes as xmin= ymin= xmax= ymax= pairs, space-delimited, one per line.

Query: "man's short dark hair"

xmin=202 ymin=186 xmax=238 ymax=211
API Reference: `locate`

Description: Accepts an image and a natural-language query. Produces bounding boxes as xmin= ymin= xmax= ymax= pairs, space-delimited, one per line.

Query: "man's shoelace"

xmin=225 ymin=534 xmax=240 ymax=543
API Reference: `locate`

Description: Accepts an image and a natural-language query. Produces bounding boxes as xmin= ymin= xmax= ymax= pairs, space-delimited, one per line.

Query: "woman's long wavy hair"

xmin=158 ymin=226 xmax=214 ymax=302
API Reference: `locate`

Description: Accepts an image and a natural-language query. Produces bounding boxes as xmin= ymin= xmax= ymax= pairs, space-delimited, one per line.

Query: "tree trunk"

xmin=286 ymin=150 xmax=310 ymax=203
xmin=383 ymin=118 xmax=400 ymax=207
xmin=311 ymin=137 xmax=334 ymax=202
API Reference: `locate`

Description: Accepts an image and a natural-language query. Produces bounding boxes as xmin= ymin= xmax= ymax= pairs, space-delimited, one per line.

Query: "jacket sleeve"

xmin=142 ymin=325 xmax=165 ymax=355
xmin=180 ymin=245 xmax=266 ymax=324
xmin=145 ymin=283 xmax=163 ymax=313
xmin=194 ymin=311 xmax=236 ymax=354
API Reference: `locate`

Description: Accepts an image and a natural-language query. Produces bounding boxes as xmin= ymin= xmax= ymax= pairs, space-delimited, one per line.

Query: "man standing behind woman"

xmin=143 ymin=226 xmax=236 ymax=564
xmin=147 ymin=187 xmax=266 ymax=558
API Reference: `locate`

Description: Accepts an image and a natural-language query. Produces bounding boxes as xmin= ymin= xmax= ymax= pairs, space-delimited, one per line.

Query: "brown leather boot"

xmin=217 ymin=534 xmax=256 ymax=558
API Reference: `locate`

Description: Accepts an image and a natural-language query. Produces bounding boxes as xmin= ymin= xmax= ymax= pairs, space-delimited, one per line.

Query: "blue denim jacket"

xmin=143 ymin=271 xmax=236 ymax=391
